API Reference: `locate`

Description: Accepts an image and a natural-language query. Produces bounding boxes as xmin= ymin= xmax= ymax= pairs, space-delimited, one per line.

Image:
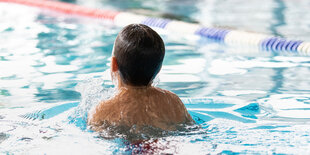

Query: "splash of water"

xmin=70 ymin=77 xmax=115 ymax=130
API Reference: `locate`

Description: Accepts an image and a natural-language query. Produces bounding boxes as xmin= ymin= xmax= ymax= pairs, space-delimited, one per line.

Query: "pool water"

xmin=1 ymin=1 xmax=310 ymax=154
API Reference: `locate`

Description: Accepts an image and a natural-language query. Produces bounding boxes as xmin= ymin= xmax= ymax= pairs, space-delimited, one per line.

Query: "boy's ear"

xmin=111 ymin=56 xmax=118 ymax=72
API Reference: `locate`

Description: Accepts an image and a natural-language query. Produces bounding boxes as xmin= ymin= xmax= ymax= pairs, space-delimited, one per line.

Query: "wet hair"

xmin=113 ymin=24 xmax=165 ymax=86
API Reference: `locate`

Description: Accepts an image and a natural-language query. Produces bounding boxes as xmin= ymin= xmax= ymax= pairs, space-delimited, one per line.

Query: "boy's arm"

xmin=87 ymin=101 xmax=106 ymax=126
xmin=177 ymin=96 xmax=194 ymax=124
xmin=168 ymin=91 xmax=194 ymax=124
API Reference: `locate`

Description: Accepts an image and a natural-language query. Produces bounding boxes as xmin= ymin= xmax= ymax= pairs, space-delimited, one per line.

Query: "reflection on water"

xmin=1 ymin=1 xmax=310 ymax=154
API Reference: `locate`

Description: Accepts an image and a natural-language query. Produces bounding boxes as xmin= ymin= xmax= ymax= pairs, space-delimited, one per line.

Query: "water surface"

xmin=1 ymin=1 xmax=310 ymax=154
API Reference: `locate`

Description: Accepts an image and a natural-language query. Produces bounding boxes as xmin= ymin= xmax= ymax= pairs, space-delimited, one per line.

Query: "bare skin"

xmin=87 ymin=57 xmax=193 ymax=132
xmin=88 ymin=86 xmax=193 ymax=131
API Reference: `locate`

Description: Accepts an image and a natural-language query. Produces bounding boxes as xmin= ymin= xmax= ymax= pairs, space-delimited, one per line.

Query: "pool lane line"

xmin=0 ymin=0 xmax=120 ymax=20
xmin=1 ymin=0 xmax=310 ymax=55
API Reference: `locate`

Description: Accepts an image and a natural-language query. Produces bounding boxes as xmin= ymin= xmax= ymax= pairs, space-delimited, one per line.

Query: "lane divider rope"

xmin=1 ymin=0 xmax=309 ymax=55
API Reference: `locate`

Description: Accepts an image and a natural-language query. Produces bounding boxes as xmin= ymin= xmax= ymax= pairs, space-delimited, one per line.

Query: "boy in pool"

xmin=88 ymin=24 xmax=193 ymax=133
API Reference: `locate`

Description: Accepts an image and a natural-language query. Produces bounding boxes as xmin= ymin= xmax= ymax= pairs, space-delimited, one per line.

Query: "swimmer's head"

xmin=111 ymin=24 xmax=165 ymax=86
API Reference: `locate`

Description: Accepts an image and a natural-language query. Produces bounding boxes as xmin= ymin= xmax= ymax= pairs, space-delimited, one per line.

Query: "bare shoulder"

xmin=87 ymin=99 xmax=114 ymax=126
xmin=153 ymin=87 xmax=182 ymax=102
xmin=152 ymin=87 xmax=185 ymax=113
xmin=153 ymin=87 xmax=194 ymax=124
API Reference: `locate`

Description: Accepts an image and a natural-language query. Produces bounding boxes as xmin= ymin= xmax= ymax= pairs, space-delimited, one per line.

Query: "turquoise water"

xmin=1 ymin=1 xmax=310 ymax=154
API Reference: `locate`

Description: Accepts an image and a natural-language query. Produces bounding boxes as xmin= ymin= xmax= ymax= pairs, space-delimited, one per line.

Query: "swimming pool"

xmin=1 ymin=0 xmax=310 ymax=154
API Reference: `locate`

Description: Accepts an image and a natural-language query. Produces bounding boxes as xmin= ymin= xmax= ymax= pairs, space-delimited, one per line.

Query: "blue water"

xmin=1 ymin=1 xmax=310 ymax=154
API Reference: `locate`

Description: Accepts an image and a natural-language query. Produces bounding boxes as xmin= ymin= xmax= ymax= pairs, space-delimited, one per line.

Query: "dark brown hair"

xmin=113 ymin=24 xmax=165 ymax=86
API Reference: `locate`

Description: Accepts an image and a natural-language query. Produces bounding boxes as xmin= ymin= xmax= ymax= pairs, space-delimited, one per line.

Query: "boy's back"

xmin=87 ymin=24 xmax=193 ymax=134
xmin=88 ymin=87 xmax=193 ymax=131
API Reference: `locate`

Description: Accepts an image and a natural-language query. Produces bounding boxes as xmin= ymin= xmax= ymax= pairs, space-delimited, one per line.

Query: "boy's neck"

xmin=117 ymin=81 xmax=153 ymax=92
xmin=119 ymin=84 xmax=152 ymax=90
xmin=115 ymin=74 xmax=153 ymax=92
